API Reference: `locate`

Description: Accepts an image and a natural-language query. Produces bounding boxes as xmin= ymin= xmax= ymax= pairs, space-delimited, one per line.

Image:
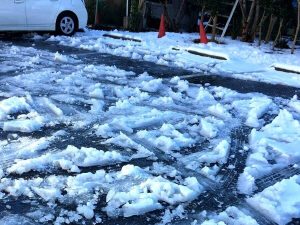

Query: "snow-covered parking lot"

xmin=0 ymin=31 xmax=300 ymax=225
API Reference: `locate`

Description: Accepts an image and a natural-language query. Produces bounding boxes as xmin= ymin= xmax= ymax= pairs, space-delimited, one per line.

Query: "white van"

xmin=0 ymin=0 xmax=88 ymax=35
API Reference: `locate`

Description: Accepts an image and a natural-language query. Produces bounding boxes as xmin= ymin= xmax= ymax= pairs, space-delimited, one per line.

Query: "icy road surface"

xmin=0 ymin=36 xmax=300 ymax=225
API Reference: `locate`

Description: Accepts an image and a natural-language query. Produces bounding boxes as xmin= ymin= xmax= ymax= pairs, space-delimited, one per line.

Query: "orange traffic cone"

xmin=199 ymin=21 xmax=208 ymax=44
xmin=158 ymin=14 xmax=166 ymax=38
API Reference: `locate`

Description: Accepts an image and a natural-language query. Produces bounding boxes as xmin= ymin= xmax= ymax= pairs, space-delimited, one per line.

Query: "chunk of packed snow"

xmin=288 ymin=95 xmax=300 ymax=114
xmin=247 ymin=175 xmax=300 ymax=225
xmin=199 ymin=206 xmax=259 ymax=225
xmin=7 ymin=145 xmax=127 ymax=174
xmin=0 ymin=96 xmax=31 ymax=120
xmin=238 ymin=109 xmax=300 ymax=194
xmin=105 ymin=176 xmax=202 ymax=217
xmin=232 ymin=96 xmax=273 ymax=127
xmin=77 ymin=203 xmax=95 ymax=219
xmin=3 ymin=116 xmax=45 ymax=133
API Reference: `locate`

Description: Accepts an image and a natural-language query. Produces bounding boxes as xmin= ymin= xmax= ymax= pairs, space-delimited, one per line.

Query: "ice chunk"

xmin=0 ymin=96 xmax=31 ymax=120
xmin=237 ymin=172 xmax=256 ymax=195
xmin=140 ymin=78 xmax=163 ymax=92
xmin=289 ymin=95 xmax=300 ymax=113
xmin=77 ymin=203 xmax=95 ymax=219
xmin=200 ymin=118 xmax=218 ymax=138
xmin=54 ymin=52 xmax=69 ymax=62
xmin=208 ymin=103 xmax=231 ymax=119
xmin=195 ymin=87 xmax=215 ymax=102
xmin=3 ymin=116 xmax=44 ymax=133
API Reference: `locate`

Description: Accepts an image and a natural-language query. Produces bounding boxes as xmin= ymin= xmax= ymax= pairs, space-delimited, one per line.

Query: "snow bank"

xmin=238 ymin=109 xmax=300 ymax=194
xmin=247 ymin=175 xmax=300 ymax=225
xmin=48 ymin=29 xmax=300 ymax=88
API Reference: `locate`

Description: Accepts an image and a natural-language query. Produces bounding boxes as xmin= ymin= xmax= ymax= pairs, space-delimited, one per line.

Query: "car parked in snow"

xmin=0 ymin=0 xmax=87 ymax=35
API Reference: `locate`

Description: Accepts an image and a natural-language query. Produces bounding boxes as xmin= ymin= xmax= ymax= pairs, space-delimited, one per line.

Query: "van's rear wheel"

xmin=56 ymin=13 xmax=77 ymax=36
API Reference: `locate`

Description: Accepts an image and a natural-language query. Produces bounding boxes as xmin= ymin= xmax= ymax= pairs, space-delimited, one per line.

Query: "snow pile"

xmin=89 ymin=84 xmax=104 ymax=98
xmin=238 ymin=109 xmax=300 ymax=194
xmin=199 ymin=117 xmax=219 ymax=138
xmin=7 ymin=145 xmax=127 ymax=174
xmin=154 ymin=123 xmax=196 ymax=153
xmin=232 ymin=96 xmax=273 ymax=127
xmin=159 ymin=205 xmax=185 ymax=225
xmin=0 ymin=96 xmax=31 ymax=120
xmin=195 ymin=87 xmax=215 ymax=103
xmin=77 ymin=202 xmax=95 ymax=219
xmin=54 ymin=52 xmax=69 ymax=63
xmin=0 ymin=163 xmax=204 ymax=223
xmin=199 ymin=206 xmax=259 ymax=225
xmin=3 ymin=115 xmax=45 ymax=133
xmin=288 ymin=95 xmax=300 ymax=114
xmin=247 ymin=175 xmax=300 ymax=225
xmin=0 ymin=95 xmax=63 ymax=133
xmin=181 ymin=140 xmax=230 ymax=179
xmin=208 ymin=103 xmax=231 ymax=119
xmin=140 ymin=78 xmax=163 ymax=93
xmin=105 ymin=176 xmax=202 ymax=217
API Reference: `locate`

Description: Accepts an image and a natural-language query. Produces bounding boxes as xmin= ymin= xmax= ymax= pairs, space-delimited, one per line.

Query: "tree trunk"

xmin=174 ymin=0 xmax=186 ymax=31
xmin=94 ymin=0 xmax=100 ymax=25
xmin=265 ymin=14 xmax=277 ymax=43
xmin=258 ymin=11 xmax=267 ymax=46
xmin=161 ymin=0 xmax=175 ymax=31
xmin=211 ymin=16 xmax=218 ymax=42
xmin=240 ymin=0 xmax=248 ymax=40
xmin=273 ymin=18 xmax=283 ymax=50
xmin=250 ymin=0 xmax=260 ymax=41
xmin=239 ymin=0 xmax=247 ymax=19
xmin=242 ymin=0 xmax=256 ymax=41
xmin=292 ymin=0 xmax=300 ymax=54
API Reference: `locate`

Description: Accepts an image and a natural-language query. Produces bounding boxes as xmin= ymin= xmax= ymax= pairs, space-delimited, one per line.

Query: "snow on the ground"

xmin=289 ymin=95 xmax=300 ymax=114
xmin=231 ymin=96 xmax=274 ymax=128
xmin=0 ymin=164 xmax=202 ymax=221
xmin=105 ymin=175 xmax=202 ymax=217
xmin=247 ymin=175 xmax=300 ymax=225
xmin=274 ymin=63 xmax=300 ymax=74
xmin=0 ymin=38 xmax=300 ymax=224
xmin=190 ymin=206 xmax=259 ymax=225
xmin=238 ymin=109 xmax=300 ymax=194
xmin=181 ymin=139 xmax=230 ymax=180
xmin=6 ymin=145 xmax=128 ymax=174
xmin=47 ymin=29 xmax=300 ymax=88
